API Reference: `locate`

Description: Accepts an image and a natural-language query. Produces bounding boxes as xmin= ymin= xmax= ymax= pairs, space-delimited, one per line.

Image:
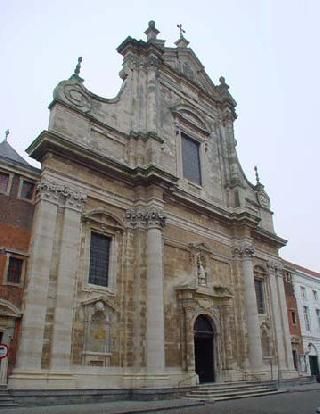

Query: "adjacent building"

xmin=1 ymin=22 xmax=301 ymax=391
xmin=282 ymin=261 xmax=303 ymax=373
xmin=0 ymin=132 xmax=40 ymax=382
xmin=292 ymin=264 xmax=320 ymax=375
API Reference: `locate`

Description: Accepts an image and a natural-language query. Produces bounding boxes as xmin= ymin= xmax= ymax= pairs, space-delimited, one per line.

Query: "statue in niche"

xmin=197 ymin=254 xmax=207 ymax=287
xmin=87 ymin=301 xmax=111 ymax=354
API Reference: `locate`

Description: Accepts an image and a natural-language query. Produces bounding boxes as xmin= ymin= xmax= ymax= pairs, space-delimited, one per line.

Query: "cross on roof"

xmin=177 ymin=24 xmax=186 ymax=39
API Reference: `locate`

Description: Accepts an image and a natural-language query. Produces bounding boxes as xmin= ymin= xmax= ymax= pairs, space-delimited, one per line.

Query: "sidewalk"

xmin=0 ymin=398 xmax=205 ymax=414
xmin=2 ymin=382 xmax=319 ymax=414
xmin=281 ymin=382 xmax=320 ymax=393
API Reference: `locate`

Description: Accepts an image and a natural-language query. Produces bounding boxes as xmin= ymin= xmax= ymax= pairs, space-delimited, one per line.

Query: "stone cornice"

xmin=27 ymin=130 xmax=178 ymax=190
xmin=252 ymin=227 xmax=287 ymax=249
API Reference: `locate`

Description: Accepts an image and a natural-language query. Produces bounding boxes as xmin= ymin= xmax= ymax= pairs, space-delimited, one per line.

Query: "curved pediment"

xmin=83 ymin=208 xmax=124 ymax=229
xmin=171 ymin=105 xmax=210 ymax=134
xmin=0 ymin=299 xmax=22 ymax=318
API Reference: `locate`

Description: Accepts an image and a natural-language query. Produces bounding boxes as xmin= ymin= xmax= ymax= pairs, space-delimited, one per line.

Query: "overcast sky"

xmin=1 ymin=0 xmax=319 ymax=271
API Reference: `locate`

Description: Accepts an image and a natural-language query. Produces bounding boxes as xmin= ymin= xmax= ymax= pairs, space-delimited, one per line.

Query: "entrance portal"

xmin=309 ymin=355 xmax=319 ymax=375
xmin=194 ymin=315 xmax=215 ymax=383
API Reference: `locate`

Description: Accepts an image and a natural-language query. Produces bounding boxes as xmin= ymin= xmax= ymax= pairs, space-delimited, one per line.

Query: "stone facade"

xmin=6 ymin=22 xmax=299 ymax=390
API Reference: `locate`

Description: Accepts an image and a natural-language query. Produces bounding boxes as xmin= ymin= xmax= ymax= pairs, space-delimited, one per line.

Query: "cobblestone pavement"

xmin=2 ymin=385 xmax=320 ymax=414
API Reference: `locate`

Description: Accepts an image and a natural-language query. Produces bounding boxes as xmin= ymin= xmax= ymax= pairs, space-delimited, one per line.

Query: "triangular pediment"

xmin=164 ymin=48 xmax=216 ymax=95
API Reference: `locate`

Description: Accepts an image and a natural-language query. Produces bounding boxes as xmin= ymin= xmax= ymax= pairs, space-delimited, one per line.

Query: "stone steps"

xmin=186 ymin=381 xmax=282 ymax=401
xmin=0 ymin=387 xmax=18 ymax=408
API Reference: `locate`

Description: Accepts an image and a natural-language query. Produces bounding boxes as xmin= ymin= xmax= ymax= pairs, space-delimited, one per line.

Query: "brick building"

xmin=0 ymin=132 xmax=40 ymax=381
xmin=3 ymin=22 xmax=300 ymax=391
xmin=282 ymin=260 xmax=303 ymax=373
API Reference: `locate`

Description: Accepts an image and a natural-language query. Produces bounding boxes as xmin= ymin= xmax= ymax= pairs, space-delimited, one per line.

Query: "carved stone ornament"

xmin=232 ymin=245 xmax=255 ymax=258
xmin=256 ymin=189 xmax=270 ymax=209
xmin=63 ymin=83 xmax=91 ymax=113
xmin=37 ymin=181 xmax=87 ymax=211
xmin=126 ymin=207 xmax=166 ymax=228
xmin=267 ymin=260 xmax=282 ymax=275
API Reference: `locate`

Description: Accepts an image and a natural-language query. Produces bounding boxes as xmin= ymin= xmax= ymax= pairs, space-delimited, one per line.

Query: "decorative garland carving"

xmin=37 ymin=181 xmax=87 ymax=211
xmin=126 ymin=207 xmax=166 ymax=228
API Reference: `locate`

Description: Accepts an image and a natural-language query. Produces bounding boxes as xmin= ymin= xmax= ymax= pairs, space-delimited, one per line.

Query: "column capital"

xmin=125 ymin=207 xmax=166 ymax=229
xmin=232 ymin=245 xmax=255 ymax=258
xmin=267 ymin=260 xmax=283 ymax=275
xmin=36 ymin=180 xmax=87 ymax=212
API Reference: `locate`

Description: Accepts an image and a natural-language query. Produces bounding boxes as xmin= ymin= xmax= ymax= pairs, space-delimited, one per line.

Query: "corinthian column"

xmin=233 ymin=245 xmax=263 ymax=371
xmin=126 ymin=207 xmax=166 ymax=371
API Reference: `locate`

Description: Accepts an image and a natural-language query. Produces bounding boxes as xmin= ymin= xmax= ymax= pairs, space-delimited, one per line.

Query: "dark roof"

xmin=282 ymin=258 xmax=320 ymax=277
xmin=0 ymin=139 xmax=30 ymax=166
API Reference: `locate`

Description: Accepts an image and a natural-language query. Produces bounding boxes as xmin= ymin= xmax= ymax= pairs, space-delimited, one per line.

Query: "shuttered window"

xmin=89 ymin=232 xmax=111 ymax=287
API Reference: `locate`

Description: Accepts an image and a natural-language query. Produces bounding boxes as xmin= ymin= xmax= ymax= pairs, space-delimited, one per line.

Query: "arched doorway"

xmin=308 ymin=343 xmax=319 ymax=375
xmin=194 ymin=315 xmax=215 ymax=383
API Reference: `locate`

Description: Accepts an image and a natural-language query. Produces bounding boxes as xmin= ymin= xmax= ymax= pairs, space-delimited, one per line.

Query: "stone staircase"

xmin=0 ymin=385 xmax=18 ymax=408
xmin=186 ymin=380 xmax=284 ymax=401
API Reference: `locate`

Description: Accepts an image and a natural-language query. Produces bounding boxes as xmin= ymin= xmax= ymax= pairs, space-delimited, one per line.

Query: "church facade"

xmin=8 ymin=22 xmax=297 ymax=390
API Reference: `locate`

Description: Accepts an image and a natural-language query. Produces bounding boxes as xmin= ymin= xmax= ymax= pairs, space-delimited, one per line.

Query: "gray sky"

xmin=1 ymin=0 xmax=319 ymax=271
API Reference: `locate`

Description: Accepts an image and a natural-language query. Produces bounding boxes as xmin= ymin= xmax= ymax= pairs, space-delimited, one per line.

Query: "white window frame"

xmin=316 ymin=309 xmax=320 ymax=331
xmin=300 ymin=286 xmax=307 ymax=300
xmin=303 ymin=305 xmax=311 ymax=331
xmin=3 ymin=252 xmax=26 ymax=287
xmin=0 ymin=170 xmax=13 ymax=196
xmin=17 ymin=177 xmax=35 ymax=202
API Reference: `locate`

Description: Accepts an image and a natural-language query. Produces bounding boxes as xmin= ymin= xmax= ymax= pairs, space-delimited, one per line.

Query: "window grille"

xmin=7 ymin=257 xmax=24 ymax=284
xmin=89 ymin=232 xmax=111 ymax=287
xmin=181 ymin=133 xmax=202 ymax=185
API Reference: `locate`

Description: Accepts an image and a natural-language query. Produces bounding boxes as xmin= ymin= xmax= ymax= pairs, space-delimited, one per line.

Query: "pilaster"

xmin=126 ymin=207 xmax=166 ymax=371
xmin=50 ymin=188 xmax=87 ymax=369
xmin=16 ymin=183 xmax=59 ymax=370
xmin=269 ymin=261 xmax=295 ymax=372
